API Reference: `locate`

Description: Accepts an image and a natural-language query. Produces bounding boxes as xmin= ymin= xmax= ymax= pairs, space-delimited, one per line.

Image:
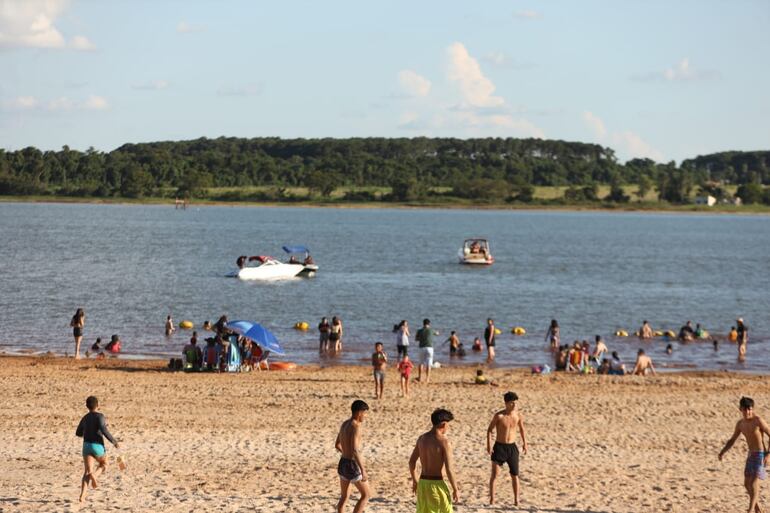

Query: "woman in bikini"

xmin=71 ymin=308 xmax=85 ymax=359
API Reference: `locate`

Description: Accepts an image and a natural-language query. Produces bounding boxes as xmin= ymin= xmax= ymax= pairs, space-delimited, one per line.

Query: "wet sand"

xmin=0 ymin=355 xmax=768 ymax=512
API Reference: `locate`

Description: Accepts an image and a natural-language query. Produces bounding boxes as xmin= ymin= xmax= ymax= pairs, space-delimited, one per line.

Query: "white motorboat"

xmin=458 ymin=238 xmax=494 ymax=265
xmin=282 ymin=245 xmax=318 ymax=277
xmin=227 ymin=255 xmax=305 ymax=280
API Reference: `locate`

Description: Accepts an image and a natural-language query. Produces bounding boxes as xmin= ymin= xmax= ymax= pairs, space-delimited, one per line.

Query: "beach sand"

xmin=0 ymin=355 xmax=767 ymax=513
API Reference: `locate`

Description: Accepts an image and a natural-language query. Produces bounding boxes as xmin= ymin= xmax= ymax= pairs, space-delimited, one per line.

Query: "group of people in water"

xmin=70 ymin=308 xmax=122 ymax=359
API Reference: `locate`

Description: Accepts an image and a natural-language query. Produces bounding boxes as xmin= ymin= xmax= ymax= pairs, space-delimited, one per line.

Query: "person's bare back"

xmin=409 ymin=409 xmax=459 ymax=512
xmin=416 ymin=431 xmax=449 ymax=478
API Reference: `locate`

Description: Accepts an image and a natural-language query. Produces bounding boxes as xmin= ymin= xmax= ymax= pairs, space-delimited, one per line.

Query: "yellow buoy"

xmin=664 ymin=330 xmax=676 ymax=338
xmin=494 ymin=328 xmax=502 ymax=335
xmin=653 ymin=330 xmax=663 ymax=337
xmin=179 ymin=320 xmax=194 ymax=330
xmin=294 ymin=322 xmax=309 ymax=331
xmin=512 ymin=327 xmax=526 ymax=335
xmin=615 ymin=330 xmax=628 ymax=337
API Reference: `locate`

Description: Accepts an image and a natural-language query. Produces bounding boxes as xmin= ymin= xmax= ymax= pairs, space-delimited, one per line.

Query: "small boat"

xmin=458 ymin=238 xmax=494 ymax=265
xmin=227 ymin=255 xmax=305 ymax=280
xmin=282 ymin=245 xmax=318 ymax=276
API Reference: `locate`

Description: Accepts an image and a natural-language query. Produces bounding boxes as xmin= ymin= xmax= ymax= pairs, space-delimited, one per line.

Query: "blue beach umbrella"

xmin=226 ymin=320 xmax=286 ymax=355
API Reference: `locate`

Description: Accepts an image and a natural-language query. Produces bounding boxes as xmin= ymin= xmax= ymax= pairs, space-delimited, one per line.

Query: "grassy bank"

xmin=2 ymin=186 xmax=769 ymax=214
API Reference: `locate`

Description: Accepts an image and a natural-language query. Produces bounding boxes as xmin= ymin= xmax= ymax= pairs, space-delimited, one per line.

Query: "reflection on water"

xmin=0 ymin=203 xmax=767 ymax=372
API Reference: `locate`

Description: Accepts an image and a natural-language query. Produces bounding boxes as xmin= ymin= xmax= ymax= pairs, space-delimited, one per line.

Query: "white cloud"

xmin=513 ymin=10 xmax=541 ymax=20
xmin=132 ymin=80 xmax=169 ymax=91
xmin=70 ymin=35 xmax=95 ymax=51
xmin=397 ymin=70 xmax=431 ymax=98
xmin=0 ymin=0 xmax=68 ymax=48
xmin=582 ymin=110 xmax=664 ymax=161
xmin=396 ymin=42 xmax=544 ymax=139
xmin=0 ymin=1 xmax=95 ymax=50
xmin=177 ymin=21 xmax=205 ymax=34
xmin=83 ymin=95 xmax=108 ymax=110
xmin=582 ymin=111 xmax=607 ymax=139
xmin=632 ymin=58 xmax=720 ymax=82
xmin=8 ymin=95 xmax=39 ymax=109
xmin=611 ymin=131 xmax=665 ymax=162
xmin=447 ymin=42 xmax=503 ymax=108
xmin=47 ymin=96 xmax=75 ymax=111
xmin=2 ymin=94 xmax=108 ymax=112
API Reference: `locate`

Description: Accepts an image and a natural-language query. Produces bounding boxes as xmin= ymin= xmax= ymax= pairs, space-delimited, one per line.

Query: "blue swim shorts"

xmin=82 ymin=442 xmax=106 ymax=458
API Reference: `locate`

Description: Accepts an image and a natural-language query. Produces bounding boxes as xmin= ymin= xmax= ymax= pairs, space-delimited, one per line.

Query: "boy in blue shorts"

xmin=76 ymin=396 xmax=119 ymax=502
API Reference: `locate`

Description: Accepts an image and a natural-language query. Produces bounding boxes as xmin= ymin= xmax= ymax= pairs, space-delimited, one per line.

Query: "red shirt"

xmin=398 ymin=360 xmax=414 ymax=376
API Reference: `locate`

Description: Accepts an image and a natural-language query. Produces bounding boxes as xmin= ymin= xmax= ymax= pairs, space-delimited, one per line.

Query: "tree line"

xmin=1 ymin=137 xmax=768 ymax=204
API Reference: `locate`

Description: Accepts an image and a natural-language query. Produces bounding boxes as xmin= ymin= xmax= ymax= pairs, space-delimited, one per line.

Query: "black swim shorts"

xmin=491 ymin=442 xmax=519 ymax=475
xmin=338 ymin=457 xmax=362 ymax=482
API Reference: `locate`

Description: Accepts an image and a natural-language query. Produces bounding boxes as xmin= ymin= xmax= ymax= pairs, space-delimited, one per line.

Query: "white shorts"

xmin=420 ymin=347 xmax=434 ymax=367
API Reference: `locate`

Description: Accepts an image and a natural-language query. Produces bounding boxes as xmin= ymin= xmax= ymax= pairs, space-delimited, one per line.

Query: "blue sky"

xmin=1 ymin=0 xmax=768 ymax=163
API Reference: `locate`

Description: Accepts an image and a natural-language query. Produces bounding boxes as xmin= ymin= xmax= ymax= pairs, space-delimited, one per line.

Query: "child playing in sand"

xmin=718 ymin=396 xmax=770 ymax=513
xmin=475 ymin=369 xmax=499 ymax=386
xmin=398 ymin=355 xmax=414 ymax=397
xmin=371 ymin=342 xmax=387 ymax=400
xmin=76 ymin=396 xmax=119 ymax=503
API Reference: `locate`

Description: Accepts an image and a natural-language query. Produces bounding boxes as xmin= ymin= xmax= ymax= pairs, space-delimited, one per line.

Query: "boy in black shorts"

xmin=486 ymin=391 xmax=527 ymax=506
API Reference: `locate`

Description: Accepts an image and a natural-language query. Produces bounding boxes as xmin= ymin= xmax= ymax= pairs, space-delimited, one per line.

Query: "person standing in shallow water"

xmin=318 ymin=317 xmax=331 ymax=353
xmin=485 ymin=318 xmax=496 ymax=362
xmin=545 ymin=319 xmax=559 ymax=350
xmin=70 ymin=308 xmax=85 ymax=359
xmin=737 ymin=318 xmax=749 ymax=361
xmin=335 ymin=400 xmax=370 ymax=513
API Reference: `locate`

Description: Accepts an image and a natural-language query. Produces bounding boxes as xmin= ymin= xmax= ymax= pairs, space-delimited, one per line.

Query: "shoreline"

xmin=0 ymin=352 xmax=764 ymax=377
xmin=2 ymin=195 xmax=769 ymax=216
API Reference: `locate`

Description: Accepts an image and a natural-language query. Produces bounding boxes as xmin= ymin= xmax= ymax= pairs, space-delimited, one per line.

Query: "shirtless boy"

xmin=371 ymin=342 xmax=387 ymax=400
xmin=487 ymin=391 xmax=528 ymax=506
xmin=335 ymin=400 xmax=371 ymax=513
xmin=719 ymin=397 xmax=770 ymax=513
xmin=75 ymin=396 xmax=119 ymax=503
xmin=409 ymin=409 xmax=459 ymax=513
xmin=632 ymin=349 xmax=656 ymax=376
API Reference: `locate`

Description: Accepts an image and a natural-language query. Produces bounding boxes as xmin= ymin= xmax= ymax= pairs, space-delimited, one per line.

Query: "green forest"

xmin=1 ymin=137 xmax=769 ymax=206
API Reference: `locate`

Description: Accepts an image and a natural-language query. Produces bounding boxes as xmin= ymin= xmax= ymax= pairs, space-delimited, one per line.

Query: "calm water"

xmin=0 ymin=202 xmax=768 ymax=372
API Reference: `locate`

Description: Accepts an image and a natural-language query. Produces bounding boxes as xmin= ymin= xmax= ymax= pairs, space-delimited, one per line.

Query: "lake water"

xmin=0 ymin=202 xmax=768 ymax=373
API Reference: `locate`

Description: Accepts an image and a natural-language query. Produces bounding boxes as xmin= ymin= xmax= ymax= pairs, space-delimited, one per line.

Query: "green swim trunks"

xmin=416 ymin=478 xmax=452 ymax=513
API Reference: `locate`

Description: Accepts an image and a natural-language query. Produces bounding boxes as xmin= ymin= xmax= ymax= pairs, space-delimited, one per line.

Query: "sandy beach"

xmin=0 ymin=355 xmax=768 ymax=513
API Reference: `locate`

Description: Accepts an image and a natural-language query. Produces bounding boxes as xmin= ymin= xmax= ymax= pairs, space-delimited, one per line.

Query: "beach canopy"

xmin=282 ymin=245 xmax=309 ymax=254
xmin=226 ymin=320 xmax=285 ymax=355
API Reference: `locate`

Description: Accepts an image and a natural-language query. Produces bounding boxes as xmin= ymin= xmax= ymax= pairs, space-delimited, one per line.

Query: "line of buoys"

xmin=179 ymin=320 xmax=194 ymax=330
xmin=293 ymin=322 xmax=309 ymax=331
xmin=614 ymin=330 xmax=629 ymax=337
xmin=512 ymin=326 xmax=526 ymax=335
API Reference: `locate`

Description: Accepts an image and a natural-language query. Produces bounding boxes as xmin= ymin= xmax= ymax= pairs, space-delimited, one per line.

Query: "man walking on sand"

xmin=415 ymin=319 xmax=438 ymax=383
xmin=719 ymin=396 xmax=770 ymax=513
xmin=487 ymin=391 xmax=528 ymax=506
xmin=409 ymin=408 xmax=459 ymax=513
xmin=335 ymin=400 xmax=371 ymax=513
